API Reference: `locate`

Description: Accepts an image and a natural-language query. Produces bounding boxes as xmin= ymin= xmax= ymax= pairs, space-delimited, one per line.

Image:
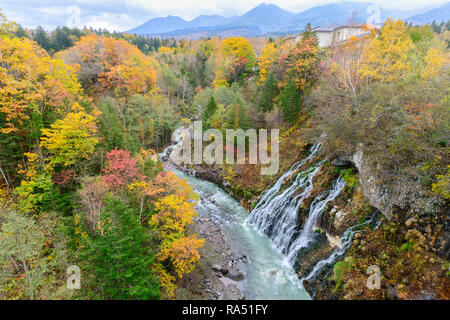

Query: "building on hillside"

xmin=295 ymin=24 xmax=380 ymax=47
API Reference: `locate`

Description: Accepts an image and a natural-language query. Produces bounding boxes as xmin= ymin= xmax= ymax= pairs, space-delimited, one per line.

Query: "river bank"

xmin=169 ymin=152 xmax=449 ymax=300
xmin=170 ymin=166 xmax=311 ymax=300
xmin=175 ymin=214 xmax=246 ymax=300
xmin=162 ymin=128 xmax=449 ymax=301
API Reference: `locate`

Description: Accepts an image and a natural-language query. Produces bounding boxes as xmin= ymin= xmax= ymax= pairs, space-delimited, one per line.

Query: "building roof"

xmin=315 ymin=23 xmax=367 ymax=32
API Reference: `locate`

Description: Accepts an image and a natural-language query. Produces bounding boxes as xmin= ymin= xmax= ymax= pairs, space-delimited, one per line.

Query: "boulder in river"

xmin=226 ymin=270 xmax=245 ymax=281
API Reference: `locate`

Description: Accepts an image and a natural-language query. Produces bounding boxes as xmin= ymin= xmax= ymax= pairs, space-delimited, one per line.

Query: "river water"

xmin=162 ymin=127 xmax=376 ymax=300
xmin=172 ymin=168 xmax=311 ymax=300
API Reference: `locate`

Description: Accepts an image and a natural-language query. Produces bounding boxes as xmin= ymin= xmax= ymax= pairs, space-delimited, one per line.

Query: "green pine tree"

xmin=280 ymin=79 xmax=301 ymax=123
xmin=259 ymin=72 xmax=278 ymax=112
xmin=33 ymin=27 xmax=51 ymax=52
xmin=202 ymin=96 xmax=218 ymax=130
xmin=226 ymin=98 xmax=251 ymax=130
xmin=97 ymin=98 xmax=126 ymax=152
xmin=302 ymin=23 xmax=318 ymax=42
xmin=86 ymin=197 xmax=160 ymax=300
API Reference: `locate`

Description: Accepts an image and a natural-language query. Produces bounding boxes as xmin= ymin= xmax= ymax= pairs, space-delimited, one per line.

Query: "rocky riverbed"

xmin=162 ymin=142 xmax=246 ymax=299
xmin=164 ymin=139 xmax=311 ymax=301
xmin=175 ymin=215 xmax=247 ymax=300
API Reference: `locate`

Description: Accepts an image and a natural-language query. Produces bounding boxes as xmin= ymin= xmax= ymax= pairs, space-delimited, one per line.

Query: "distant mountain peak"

xmin=406 ymin=2 xmax=450 ymax=24
xmin=229 ymin=2 xmax=295 ymax=32
xmin=126 ymin=1 xmax=443 ymax=39
xmin=256 ymin=2 xmax=279 ymax=7
xmin=246 ymin=2 xmax=289 ymax=12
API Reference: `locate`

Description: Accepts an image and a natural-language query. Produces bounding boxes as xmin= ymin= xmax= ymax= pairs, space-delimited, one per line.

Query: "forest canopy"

xmin=0 ymin=8 xmax=449 ymax=300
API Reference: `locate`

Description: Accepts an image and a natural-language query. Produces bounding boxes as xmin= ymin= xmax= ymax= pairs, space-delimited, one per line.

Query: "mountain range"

xmin=406 ymin=2 xmax=450 ymax=25
xmin=126 ymin=1 xmax=450 ymax=38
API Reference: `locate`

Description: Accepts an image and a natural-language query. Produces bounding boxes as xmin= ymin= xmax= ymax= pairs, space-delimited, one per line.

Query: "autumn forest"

xmin=0 ymin=7 xmax=449 ymax=301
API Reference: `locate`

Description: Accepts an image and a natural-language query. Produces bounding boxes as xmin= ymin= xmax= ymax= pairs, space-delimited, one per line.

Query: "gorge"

xmin=163 ymin=130 xmax=379 ymax=299
xmin=163 ymin=121 xmax=448 ymax=300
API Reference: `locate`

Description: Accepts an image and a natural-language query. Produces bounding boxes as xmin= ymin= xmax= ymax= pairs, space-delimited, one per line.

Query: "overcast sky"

xmin=0 ymin=0 xmax=446 ymax=32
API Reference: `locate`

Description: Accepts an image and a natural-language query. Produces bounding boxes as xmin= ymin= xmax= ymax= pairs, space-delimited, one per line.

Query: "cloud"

xmin=0 ymin=0 xmax=446 ymax=31
xmin=0 ymin=0 xmax=144 ymax=30
xmin=83 ymin=12 xmax=136 ymax=31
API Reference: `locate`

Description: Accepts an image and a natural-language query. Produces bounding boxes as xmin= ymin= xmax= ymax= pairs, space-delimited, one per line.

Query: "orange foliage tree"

xmin=143 ymin=171 xmax=203 ymax=298
xmin=0 ymin=36 xmax=81 ymax=134
xmin=57 ymin=34 xmax=158 ymax=98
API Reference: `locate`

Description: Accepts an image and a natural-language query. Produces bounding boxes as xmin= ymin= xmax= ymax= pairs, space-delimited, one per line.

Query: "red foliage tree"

xmin=102 ymin=148 xmax=142 ymax=188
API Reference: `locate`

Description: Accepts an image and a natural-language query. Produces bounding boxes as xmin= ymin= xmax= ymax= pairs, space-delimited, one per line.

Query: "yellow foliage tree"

xmin=359 ymin=19 xmax=413 ymax=82
xmin=145 ymin=172 xmax=203 ymax=298
xmin=0 ymin=36 xmax=81 ymax=133
xmin=151 ymin=194 xmax=197 ymax=239
xmin=14 ymin=152 xmax=53 ymax=214
xmin=152 ymin=263 xmax=177 ymax=299
xmin=158 ymin=235 xmax=205 ymax=278
xmin=422 ymin=47 xmax=449 ymax=80
xmin=40 ymin=103 xmax=99 ymax=167
xmin=0 ymin=9 xmax=17 ymax=37
xmin=257 ymin=42 xmax=277 ymax=86
xmin=213 ymin=37 xmax=256 ymax=87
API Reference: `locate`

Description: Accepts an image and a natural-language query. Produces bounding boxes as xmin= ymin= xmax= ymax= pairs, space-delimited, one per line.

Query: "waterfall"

xmin=246 ymin=144 xmax=322 ymax=256
xmin=300 ymin=212 xmax=381 ymax=287
xmin=286 ymin=178 xmax=346 ymax=265
xmin=159 ymin=126 xmax=186 ymax=159
xmin=249 ymin=163 xmax=321 ymax=254
xmin=251 ymin=143 xmax=322 ymax=211
xmin=247 ymin=144 xmax=348 ymax=269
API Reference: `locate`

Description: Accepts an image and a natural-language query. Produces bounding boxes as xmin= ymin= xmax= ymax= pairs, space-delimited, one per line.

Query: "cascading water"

xmin=246 ymin=144 xmax=322 ymax=253
xmin=161 ymin=129 xmax=366 ymax=299
xmin=172 ymin=169 xmax=311 ymax=299
xmin=159 ymin=126 xmax=188 ymax=160
xmin=160 ymin=126 xmax=311 ymax=299
xmin=300 ymin=212 xmax=381 ymax=287
xmin=247 ymin=144 xmax=348 ymax=268
xmin=247 ymin=163 xmax=322 ymax=254
xmin=251 ymin=143 xmax=322 ymax=212
xmin=286 ymin=178 xmax=346 ymax=265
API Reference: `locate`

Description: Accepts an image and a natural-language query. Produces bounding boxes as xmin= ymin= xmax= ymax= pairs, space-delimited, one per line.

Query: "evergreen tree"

xmin=226 ymin=98 xmax=251 ymax=130
xmin=202 ymin=96 xmax=218 ymax=130
xmin=259 ymin=72 xmax=278 ymax=112
xmin=302 ymin=23 xmax=318 ymax=42
xmin=97 ymin=99 xmax=126 ymax=152
xmin=52 ymin=27 xmax=74 ymax=52
xmin=33 ymin=27 xmax=51 ymax=51
xmin=431 ymin=20 xmax=439 ymax=33
xmin=279 ymin=79 xmax=301 ymax=123
xmin=86 ymin=197 xmax=160 ymax=300
xmin=14 ymin=25 xmax=28 ymax=38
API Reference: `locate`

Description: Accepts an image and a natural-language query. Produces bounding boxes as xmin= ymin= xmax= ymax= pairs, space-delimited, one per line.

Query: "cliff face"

xmin=333 ymin=146 xmax=441 ymax=220
xmin=298 ymin=150 xmax=450 ymax=300
xmin=166 ymin=139 xmax=449 ymax=299
xmin=332 ymin=146 xmax=449 ymax=259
